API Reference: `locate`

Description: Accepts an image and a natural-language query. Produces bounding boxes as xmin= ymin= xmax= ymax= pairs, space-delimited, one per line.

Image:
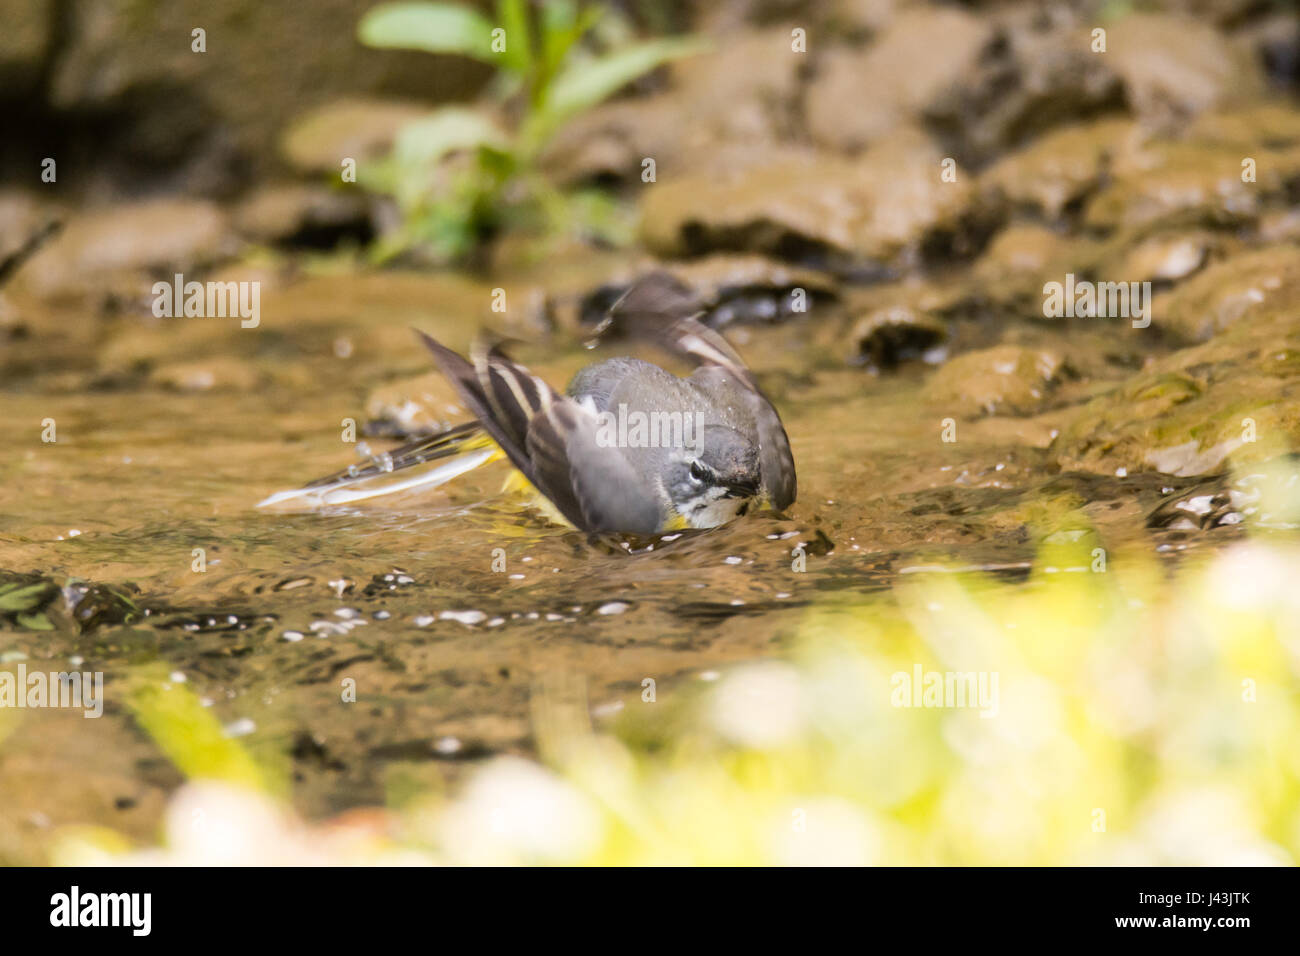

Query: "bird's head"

xmin=663 ymin=424 xmax=761 ymax=528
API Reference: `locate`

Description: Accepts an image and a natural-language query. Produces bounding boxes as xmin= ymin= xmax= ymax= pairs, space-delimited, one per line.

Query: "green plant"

xmin=357 ymin=0 xmax=704 ymax=262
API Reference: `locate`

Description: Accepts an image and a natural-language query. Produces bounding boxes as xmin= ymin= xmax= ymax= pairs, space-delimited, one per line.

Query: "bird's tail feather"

xmin=256 ymin=423 xmax=502 ymax=509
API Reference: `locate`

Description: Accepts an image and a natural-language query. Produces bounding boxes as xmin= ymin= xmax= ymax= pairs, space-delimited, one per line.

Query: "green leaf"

xmin=527 ymin=36 xmax=706 ymax=149
xmin=539 ymin=0 xmax=578 ymax=71
xmin=537 ymin=0 xmax=603 ymax=92
xmin=495 ymin=0 xmax=533 ymax=75
xmin=566 ymin=187 xmax=637 ymax=247
xmin=541 ymin=0 xmax=578 ymax=41
xmin=15 ymin=612 xmax=53 ymax=631
xmin=0 ymin=581 xmax=55 ymax=613
xmin=130 ymin=677 xmax=269 ymax=791
xmin=391 ymin=107 xmax=510 ymax=168
xmin=356 ymin=154 xmax=400 ymax=196
xmin=358 ymin=2 xmax=496 ymax=61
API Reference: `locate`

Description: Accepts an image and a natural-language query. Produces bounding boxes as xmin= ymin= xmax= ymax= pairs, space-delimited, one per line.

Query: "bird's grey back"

xmin=568 ymin=358 xmax=665 ymax=411
xmin=568 ymin=358 xmax=758 ymax=438
xmin=568 ymin=357 xmax=766 ymax=498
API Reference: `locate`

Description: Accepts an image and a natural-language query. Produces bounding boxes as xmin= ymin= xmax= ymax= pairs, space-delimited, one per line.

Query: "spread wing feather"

xmin=300 ymin=421 xmax=484 ymax=489
xmin=416 ymin=330 xmax=661 ymax=533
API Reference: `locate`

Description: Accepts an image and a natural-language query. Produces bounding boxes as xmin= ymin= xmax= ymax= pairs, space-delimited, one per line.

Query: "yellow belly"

xmin=499 ymin=462 xmax=577 ymax=529
xmin=492 ymin=443 xmax=691 ymax=533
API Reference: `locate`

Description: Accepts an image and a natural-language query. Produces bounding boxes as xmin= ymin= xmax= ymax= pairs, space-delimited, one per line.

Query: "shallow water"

xmin=0 ymin=264 xmax=1247 ymax=860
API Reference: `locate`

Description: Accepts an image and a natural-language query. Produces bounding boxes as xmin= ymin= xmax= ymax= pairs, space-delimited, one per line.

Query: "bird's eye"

xmin=689 ymin=460 xmax=708 ymax=483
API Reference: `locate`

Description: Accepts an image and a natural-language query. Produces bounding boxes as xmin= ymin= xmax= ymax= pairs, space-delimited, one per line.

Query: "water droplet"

xmin=440 ymin=609 xmax=486 ymax=626
xmin=223 ymin=717 xmax=256 ymax=738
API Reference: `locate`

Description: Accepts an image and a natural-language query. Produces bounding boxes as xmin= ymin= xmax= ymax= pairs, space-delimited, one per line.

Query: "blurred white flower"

xmin=710 ymin=662 xmax=805 ymax=748
xmin=1115 ymin=786 xmax=1291 ymax=866
xmin=772 ymin=798 xmax=881 ymax=867
xmin=437 ymin=757 xmax=603 ymax=864
xmin=1209 ymin=543 xmax=1295 ymax=610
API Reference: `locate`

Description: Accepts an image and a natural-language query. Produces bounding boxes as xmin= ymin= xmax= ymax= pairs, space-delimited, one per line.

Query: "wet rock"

xmin=280 ymin=98 xmax=431 ymax=177
xmin=1187 ymin=102 xmax=1300 ymax=150
xmin=970 ymin=224 xmax=1075 ymax=309
xmin=1147 ymin=458 xmax=1300 ymax=531
xmin=640 ymin=130 xmax=1000 ymax=276
xmin=1059 ymin=224 xmax=1236 ymax=313
xmin=826 ymin=0 xmax=911 ymax=38
xmin=1260 ymin=208 xmax=1300 ymax=243
xmin=11 ymin=199 xmax=238 ymax=304
xmin=0 ymin=191 xmax=62 ymax=280
xmin=541 ymin=28 xmax=803 ymax=186
xmin=1147 ymin=478 xmax=1246 ymax=531
xmin=667 ymin=27 xmax=805 ymax=147
xmin=0 ymin=573 xmax=142 ymax=632
xmin=1116 ymin=231 xmax=1214 ymax=285
xmin=0 ymin=0 xmax=51 ymax=95
xmin=233 ymin=184 xmax=373 ymax=248
xmin=1144 ymin=438 xmax=1251 ymax=478
xmin=805 ymin=7 xmax=994 ymax=153
xmin=540 ymin=96 xmax=694 ymax=187
xmin=926 ymin=14 xmax=1125 ymax=165
xmin=573 ymin=255 xmax=839 ymax=332
xmin=41 ymin=2 xmax=485 ymax=194
xmin=363 ymin=371 xmax=472 ymax=439
xmin=823 ymin=275 xmax=972 ymax=360
xmin=62 ymin=580 xmax=144 ymax=633
xmin=923 ymin=345 xmax=1066 ymax=418
xmin=979 ymin=119 xmax=1139 ymax=221
xmin=1054 ymin=375 xmax=1198 ymax=476
xmin=841 ymin=272 xmax=973 ymax=321
xmin=1154 ymin=246 xmax=1300 ymax=343
xmin=0 ymin=293 xmax=21 ymax=343
xmin=849 ymin=306 xmax=947 ymax=371
xmin=970 ymin=225 xmax=1205 ymax=335
xmin=1183 ymin=106 xmax=1300 ymax=203
xmin=1052 ymin=264 xmax=1300 ymax=476
xmin=1082 ymin=141 xmax=1261 ymax=231
xmin=1160 ymin=0 xmax=1277 ymax=27
xmin=1106 ymin=14 xmax=1265 ymax=130
xmin=1241 ymin=13 xmax=1300 ymax=88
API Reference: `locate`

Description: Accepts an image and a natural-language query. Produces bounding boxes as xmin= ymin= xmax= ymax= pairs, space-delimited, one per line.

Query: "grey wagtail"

xmin=257 ymin=273 xmax=797 ymax=534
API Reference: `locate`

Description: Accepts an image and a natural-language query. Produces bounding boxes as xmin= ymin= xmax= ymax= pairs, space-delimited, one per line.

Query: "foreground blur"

xmin=50 ymin=518 xmax=1300 ymax=865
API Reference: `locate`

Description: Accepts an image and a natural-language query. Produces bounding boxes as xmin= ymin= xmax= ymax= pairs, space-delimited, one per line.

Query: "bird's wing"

xmin=255 ymin=420 xmax=500 ymax=509
xmin=526 ymin=399 xmax=664 ymax=534
xmin=415 ymin=331 xmax=662 ymax=534
xmin=606 ymin=273 xmax=798 ymax=510
xmin=299 ymin=421 xmax=485 ymax=489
